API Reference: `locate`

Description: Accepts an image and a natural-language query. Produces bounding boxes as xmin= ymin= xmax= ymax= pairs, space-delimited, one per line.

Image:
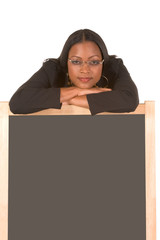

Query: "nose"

xmin=80 ymin=62 xmax=90 ymax=73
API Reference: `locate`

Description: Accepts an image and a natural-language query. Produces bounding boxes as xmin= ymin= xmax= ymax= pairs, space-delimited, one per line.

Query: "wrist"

xmin=73 ymin=86 xmax=79 ymax=96
xmin=60 ymin=87 xmax=79 ymax=103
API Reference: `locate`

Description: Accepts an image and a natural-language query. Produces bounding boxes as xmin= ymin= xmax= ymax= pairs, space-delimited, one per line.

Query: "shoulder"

xmin=42 ymin=58 xmax=63 ymax=73
xmin=42 ymin=58 xmax=66 ymax=86
xmin=43 ymin=58 xmax=59 ymax=64
xmin=104 ymin=56 xmax=127 ymax=76
xmin=107 ymin=56 xmax=123 ymax=70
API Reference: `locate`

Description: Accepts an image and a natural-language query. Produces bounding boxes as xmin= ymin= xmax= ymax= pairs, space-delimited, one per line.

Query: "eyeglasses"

xmin=68 ymin=59 xmax=104 ymax=66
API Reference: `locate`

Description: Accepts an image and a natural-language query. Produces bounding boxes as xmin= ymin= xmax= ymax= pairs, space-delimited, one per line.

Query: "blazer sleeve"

xmin=9 ymin=62 xmax=62 ymax=114
xmin=86 ymin=59 xmax=139 ymax=115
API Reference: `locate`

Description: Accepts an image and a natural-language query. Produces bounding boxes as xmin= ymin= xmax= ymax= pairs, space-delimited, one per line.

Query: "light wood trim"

xmin=0 ymin=102 xmax=9 ymax=240
xmin=145 ymin=101 xmax=156 ymax=240
xmin=7 ymin=102 xmax=145 ymax=115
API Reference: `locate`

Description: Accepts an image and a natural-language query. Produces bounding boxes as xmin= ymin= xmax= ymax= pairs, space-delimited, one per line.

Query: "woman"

xmin=9 ymin=29 xmax=139 ymax=115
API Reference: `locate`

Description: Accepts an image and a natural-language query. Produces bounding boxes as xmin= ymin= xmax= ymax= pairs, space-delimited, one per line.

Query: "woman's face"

xmin=67 ymin=41 xmax=103 ymax=89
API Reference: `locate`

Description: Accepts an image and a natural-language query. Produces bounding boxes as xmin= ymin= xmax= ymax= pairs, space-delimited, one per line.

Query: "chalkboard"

xmin=0 ymin=102 xmax=156 ymax=240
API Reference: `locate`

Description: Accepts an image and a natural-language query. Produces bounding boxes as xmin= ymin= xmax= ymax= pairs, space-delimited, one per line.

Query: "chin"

xmin=76 ymin=83 xmax=94 ymax=89
xmin=79 ymin=85 xmax=92 ymax=89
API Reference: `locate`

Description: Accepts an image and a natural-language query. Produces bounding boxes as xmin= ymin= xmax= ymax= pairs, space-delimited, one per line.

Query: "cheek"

xmin=93 ymin=67 xmax=103 ymax=81
xmin=68 ymin=66 xmax=77 ymax=80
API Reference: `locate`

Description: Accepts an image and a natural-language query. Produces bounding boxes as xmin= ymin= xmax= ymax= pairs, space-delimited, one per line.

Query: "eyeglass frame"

xmin=68 ymin=58 xmax=104 ymax=66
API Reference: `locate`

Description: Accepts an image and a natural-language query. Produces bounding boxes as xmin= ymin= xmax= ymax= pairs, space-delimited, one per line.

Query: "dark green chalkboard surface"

xmin=9 ymin=115 xmax=145 ymax=240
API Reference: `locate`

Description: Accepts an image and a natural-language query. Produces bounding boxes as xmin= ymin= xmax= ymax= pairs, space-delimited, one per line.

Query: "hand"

xmin=62 ymin=102 xmax=68 ymax=105
xmin=67 ymin=95 xmax=89 ymax=108
xmin=78 ymin=87 xmax=112 ymax=96
xmin=60 ymin=87 xmax=79 ymax=103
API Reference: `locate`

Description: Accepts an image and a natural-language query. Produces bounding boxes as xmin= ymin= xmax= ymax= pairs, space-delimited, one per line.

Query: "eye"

xmin=89 ymin=60 xmax=101 ymax=65
xmin=71 ymin=60 xmax=82 ymax=65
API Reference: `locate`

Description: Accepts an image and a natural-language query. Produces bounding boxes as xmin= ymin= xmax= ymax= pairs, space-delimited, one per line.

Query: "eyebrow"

xmin=69 ymin=55 xmax=101 ymax=59
xmin=88 ymin=55 xmax=101 ymax=59
xmin=69 ymin=56 xmax=81 ymax=59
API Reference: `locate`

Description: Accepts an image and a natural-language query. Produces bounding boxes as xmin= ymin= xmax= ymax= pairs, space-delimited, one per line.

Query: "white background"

xmin=0 ymin=0 xmax=159 ymax=238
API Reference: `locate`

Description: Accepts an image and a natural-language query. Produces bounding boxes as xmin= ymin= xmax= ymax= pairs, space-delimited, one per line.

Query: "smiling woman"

xmin=9 ymin=29 xmax=139 ymax=115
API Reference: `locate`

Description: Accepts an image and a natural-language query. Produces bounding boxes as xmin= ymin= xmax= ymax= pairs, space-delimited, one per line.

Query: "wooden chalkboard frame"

xmin=0 ymin=101 xmax=156 ymax=240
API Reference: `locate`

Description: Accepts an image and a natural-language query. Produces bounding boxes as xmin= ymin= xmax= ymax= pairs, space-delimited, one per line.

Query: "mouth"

xmin=78 ymin=77 xmax=92 ymax=83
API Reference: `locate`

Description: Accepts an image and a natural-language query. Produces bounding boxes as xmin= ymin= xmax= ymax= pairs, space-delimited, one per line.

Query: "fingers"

xmin=62 ymin=102 xmax=69 ymax=105
xmin=100 ymin=88 xmax=112 ymax=92
xmin=78 ymin=87 xmax=112 ymax=96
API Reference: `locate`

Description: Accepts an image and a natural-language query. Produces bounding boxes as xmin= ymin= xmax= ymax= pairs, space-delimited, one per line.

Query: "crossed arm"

xmin=60 ymin=87 xmax=112 ymax=109
xmin=9 ymin=60 xmax=139 ymax=114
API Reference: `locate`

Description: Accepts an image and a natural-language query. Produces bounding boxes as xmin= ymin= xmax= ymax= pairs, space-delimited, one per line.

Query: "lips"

xmin=78 ymin=77 xmax=92 ymax=83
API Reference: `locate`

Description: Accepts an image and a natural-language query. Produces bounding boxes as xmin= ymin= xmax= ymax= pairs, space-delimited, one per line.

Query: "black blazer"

xmin=9 ymin=57 xmax=139 ymax=115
